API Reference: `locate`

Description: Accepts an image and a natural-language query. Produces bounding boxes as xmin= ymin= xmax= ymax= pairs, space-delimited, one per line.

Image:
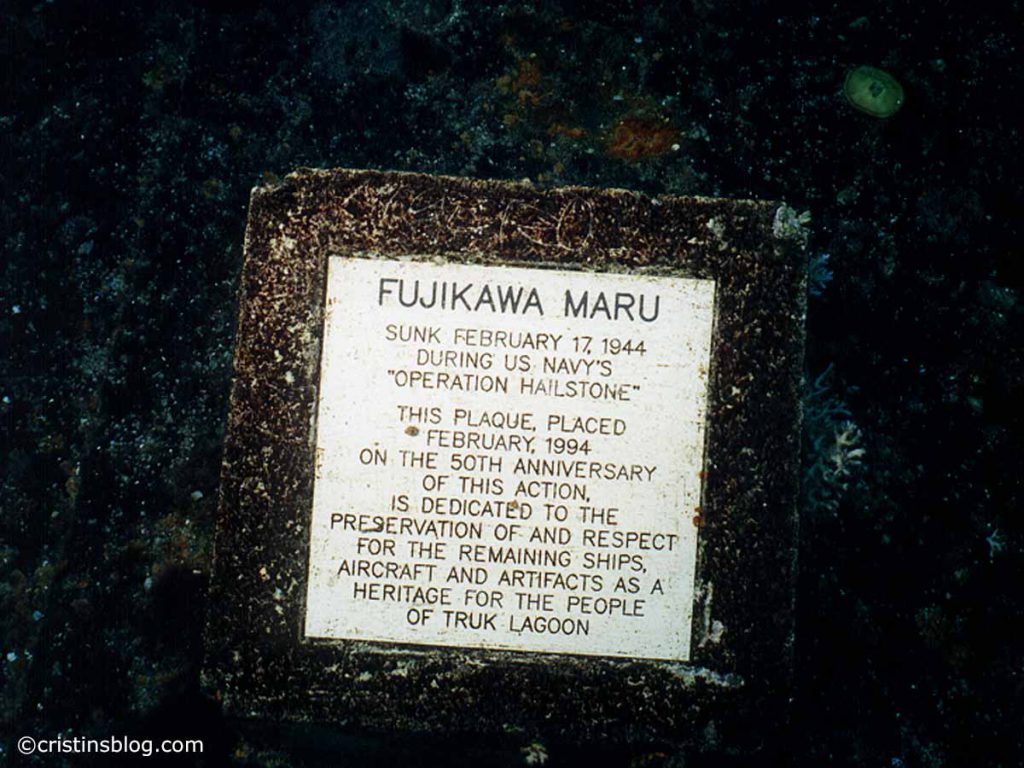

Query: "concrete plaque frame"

xmin=203 ymin=168 xmax=806 ymax=751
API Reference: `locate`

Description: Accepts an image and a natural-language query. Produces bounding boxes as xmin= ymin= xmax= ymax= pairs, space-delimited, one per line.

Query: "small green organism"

xmin=843 ymin=66 xmax=905 ymax=117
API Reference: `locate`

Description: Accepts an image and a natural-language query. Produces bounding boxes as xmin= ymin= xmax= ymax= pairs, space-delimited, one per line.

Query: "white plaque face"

xmin=304 ymin=257 xmax=715 ymax=661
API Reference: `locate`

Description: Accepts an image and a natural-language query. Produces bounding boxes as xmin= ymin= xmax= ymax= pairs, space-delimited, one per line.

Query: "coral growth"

xmin=803 ymin=366 xmax=866 ymax=512
xmin=605 ymin=115 xmax=679 ymax=160
xmin=495 ymin=57 xmax=544 ymax=107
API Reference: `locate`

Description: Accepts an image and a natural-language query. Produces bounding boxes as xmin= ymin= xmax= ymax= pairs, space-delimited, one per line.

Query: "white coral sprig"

xmin=824 ymin=420 xmax=866 ymax=484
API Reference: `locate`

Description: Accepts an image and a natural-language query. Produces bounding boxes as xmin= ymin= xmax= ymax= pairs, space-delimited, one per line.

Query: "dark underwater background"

xmin=2 ymin=0 xmax=1022 ymax=765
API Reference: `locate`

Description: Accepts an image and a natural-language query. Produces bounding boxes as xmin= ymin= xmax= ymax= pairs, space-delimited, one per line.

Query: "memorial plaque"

xmin=203 ymin=168 xmax=807 ymax=752
xmin=306 ymin=258 xmax=715 ymax=660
